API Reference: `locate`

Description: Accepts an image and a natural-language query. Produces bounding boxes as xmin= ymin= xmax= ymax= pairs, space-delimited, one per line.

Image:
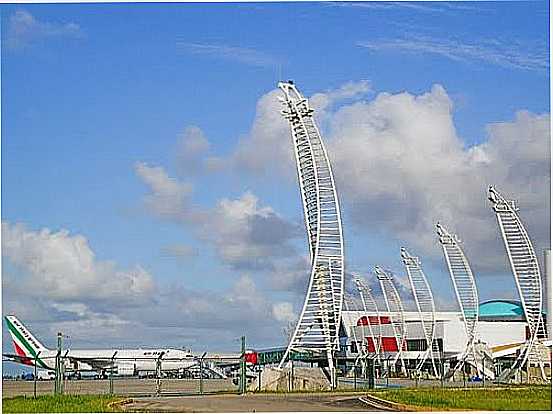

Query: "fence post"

xmin=482 ymin=357 xmax=486 ymax=387
xmin=368 ymin=358 xmax=375 ymax=389
xmin=386 ymin=357 xmax=389 ymax=388
xmin=240 ymin=336 xmax=246 ymax=394
xmin=61 ymin=351 xmax=68 ymax=395
xmin=199 ymin=357 xmax=203 ymax=395
xmin=199 ymin=352 xmax=207 ymax=395
xmin=291 ymin=359 xmax=294 ymax=391
xmin=34 ymin=351 xmax=41 ymax=398
xmin=156 ymin=352 xmax=165 ymax=396
xmin=54 ymin=332 xmax=63 ymax=395
xmin=109 ymin=351 xmax=117 ymax=395
xmin=257 ymin=368 xmax=261 ymax=392
xmin=353 ymin=362 xmax=357 ymax=390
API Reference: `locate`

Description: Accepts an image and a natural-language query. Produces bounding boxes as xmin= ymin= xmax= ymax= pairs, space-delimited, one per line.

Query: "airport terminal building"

xmin=339 ymin=299 xmax=550 ymax=377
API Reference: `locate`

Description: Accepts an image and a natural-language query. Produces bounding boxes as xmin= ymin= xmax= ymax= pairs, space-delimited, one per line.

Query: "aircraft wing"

xmin=3 ymin=353 xmax=34 ymax=366
xmin=65 ymin=356 xmax=113 ymax=371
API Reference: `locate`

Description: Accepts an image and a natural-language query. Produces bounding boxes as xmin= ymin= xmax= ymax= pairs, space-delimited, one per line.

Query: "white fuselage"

xmin=37 ymin=348 xmax=196 ymax=375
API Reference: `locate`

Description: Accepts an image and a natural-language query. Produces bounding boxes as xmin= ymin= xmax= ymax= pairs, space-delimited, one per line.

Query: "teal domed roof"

xmin=479 ymin=300 xmax=524 ymax=319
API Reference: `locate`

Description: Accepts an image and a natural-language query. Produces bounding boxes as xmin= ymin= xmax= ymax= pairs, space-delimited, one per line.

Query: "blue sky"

xmin=1 ymin=1 xmax=550 ymax=371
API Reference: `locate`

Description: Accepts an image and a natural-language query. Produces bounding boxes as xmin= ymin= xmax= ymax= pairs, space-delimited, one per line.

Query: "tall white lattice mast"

xmin=488 ymin=186 xmax=547 ymax=381
xmin=436 ymin=222 xmax=479 ymax=378
xmin=401 ymin=248 xmax=438 ymax=377
xmin=374 ymin=266 xmax=407 ymax=375
xmin=277 ymin=82 xmax=345 ymax=381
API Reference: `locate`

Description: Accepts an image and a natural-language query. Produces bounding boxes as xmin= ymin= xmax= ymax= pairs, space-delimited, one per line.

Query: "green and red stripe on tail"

xmin=5 ymin=315 xmax=50 ymax=369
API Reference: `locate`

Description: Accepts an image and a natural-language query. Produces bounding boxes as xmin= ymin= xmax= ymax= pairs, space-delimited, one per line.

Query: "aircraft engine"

xmin=116 ymin=362 xmax=136 ymax=376
xmin=64 ymin=359 xmax=93 ymax=372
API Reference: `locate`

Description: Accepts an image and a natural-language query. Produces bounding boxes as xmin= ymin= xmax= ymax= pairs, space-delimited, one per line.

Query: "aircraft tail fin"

xmin=4 ymin=315 xmax=50 ymax=359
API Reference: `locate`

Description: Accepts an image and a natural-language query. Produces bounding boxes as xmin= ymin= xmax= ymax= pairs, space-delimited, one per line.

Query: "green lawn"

xmin=370 ymin=385 xmax=552 ymax=411
xmin=2 ymin=395 xmax=125 ymax=413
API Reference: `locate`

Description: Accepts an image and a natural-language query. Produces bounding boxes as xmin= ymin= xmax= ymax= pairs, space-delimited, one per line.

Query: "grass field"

xmin=3 ymin=386 xmax=551 ymax=412
xmin=2 ymin=395 xmax=124 ymax=413
xmin=370 ymin=385 xmax=552 ymax=411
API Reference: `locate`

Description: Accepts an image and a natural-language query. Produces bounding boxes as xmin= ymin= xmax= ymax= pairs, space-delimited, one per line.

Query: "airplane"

xmin=3 ymin=315 xmax=198 ymax=378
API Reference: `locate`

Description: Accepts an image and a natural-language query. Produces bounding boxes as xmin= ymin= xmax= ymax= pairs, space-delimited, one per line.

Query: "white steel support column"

xmin=436 ymin=222 xmax=479 ymax=379
xmin=488 ymin=186 xmax=547 ymax=381
xmin=545 ymin=249 xmax=552 ymax=342
xmin=374 ymin=267 xmax=407 ymax=375
xmin=277 ymin=82 xmax=345 ymax=385
xmin=401 ymin=248 xmax=438 ymax=377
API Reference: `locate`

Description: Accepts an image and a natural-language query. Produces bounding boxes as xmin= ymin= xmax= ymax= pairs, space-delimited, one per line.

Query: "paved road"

xmin=122 ymin=393 xmax=389 ymax=412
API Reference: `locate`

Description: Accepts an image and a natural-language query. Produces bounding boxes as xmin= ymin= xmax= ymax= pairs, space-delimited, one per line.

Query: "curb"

xmin=362 ymin=392 xmax=483 ymax=412
xmin=358 ymin=394 xmax=403 ymax=411
xmin=108 ymin=398 xmax=134 ymax=410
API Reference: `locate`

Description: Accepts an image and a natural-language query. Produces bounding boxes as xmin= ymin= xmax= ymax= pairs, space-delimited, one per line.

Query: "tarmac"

xmin=2 ymin=379 xmax=394 ymax=412
xmin=120 ymin=393 xmax=389 ymax=412
xmin=2 ymin=378 xmax=236 ymax=398
xmin=2 ymin=376 xmax=488 ymax=398
xmin=2 ymin=376 xmax=489 ymax=412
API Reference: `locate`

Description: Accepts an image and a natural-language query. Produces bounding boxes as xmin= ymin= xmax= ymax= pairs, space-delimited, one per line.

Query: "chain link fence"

xmin=3 ymin=355 xmax=242 ymax=398
xmin=4 ymin=353 xmax=548 ymax=398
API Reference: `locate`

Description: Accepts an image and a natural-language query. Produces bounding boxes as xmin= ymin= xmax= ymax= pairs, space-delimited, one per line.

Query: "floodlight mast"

xmin=343 ymin=293 xmax=369 ymax=375
xmin=374 ymin=267 xmax=407 ymax=375
xmin=401 ymin=248 xmax=438 ymax=377
xmin=353 ymin=277 xmax=382 ymax=364
xmin=488 ymin=186 xmax=547 ymax=381
xmin=436 ymin=222 xmax=479 ymax=378
xmin=277 ymin=82 xmax=345 ymax=385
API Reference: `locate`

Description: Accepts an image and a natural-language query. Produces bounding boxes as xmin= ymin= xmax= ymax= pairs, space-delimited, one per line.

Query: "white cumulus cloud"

xmin=2 ymin=222 xmax=155 ymax=303
xmin=135 ymin=162 xmax=194 ymax=220
xmin=224 ymin=81 xmax=550 ymax=274
xmin=326 ymin=85 xmax=550 ymax=272
xmin=6 ymin=9 xmax=83 ymax=50
xmin=135 ymin=163 xmax=300 ymax=270
xmin=176 ymin=126 xmax=211 ymax=175
xmin=272 ymin=302 xmax=296 ymax=323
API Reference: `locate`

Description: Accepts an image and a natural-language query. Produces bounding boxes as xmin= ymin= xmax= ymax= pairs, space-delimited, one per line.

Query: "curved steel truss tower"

xmin=436 ymin=222 xmax=480 ymax=378
xmin=343 ymin=293 xmax=363 ymax=353
xmin=277 ymin=82 xmax=345 ymax=378
xmin=488 ymin=186 xmax=547 ymax=381
xmin=374 ymin=267 xmax=406 ymax=374
xmin=353 ymin=277 xmax=382 ymax=362
xmin=401 ymin=248 xmax=438 ymax=377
